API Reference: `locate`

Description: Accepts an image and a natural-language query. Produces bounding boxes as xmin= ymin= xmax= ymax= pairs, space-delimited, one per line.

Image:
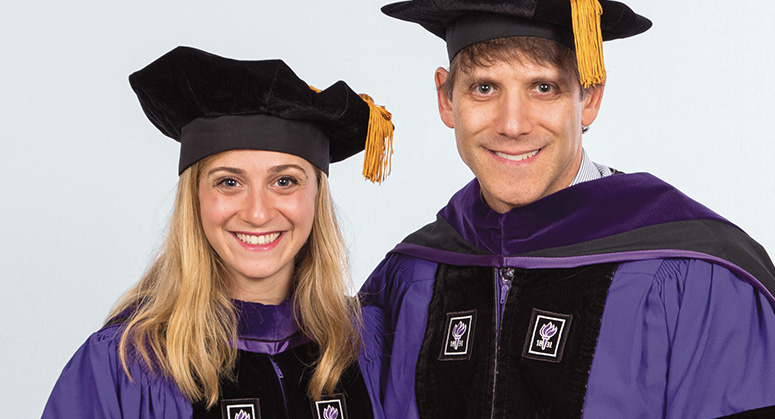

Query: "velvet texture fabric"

xmin=395 ymin=174 xmax=775 ymax=304
xmin=414 ymin=263 xmax=615 ymax=418
xmin=382 ymin=0 xmax=652 ymax=59
xmin=129 ymin=46 xmax=371 ymax=174
xmin=192 ymin=342 xmax=374 ymax=419
xmin=493 ymin=264 xmax=616 ymax=417
xmin=717 ymin=405 xmax=775 ymax=418
xmin=415 ymin=265 xmax=497 ymax=418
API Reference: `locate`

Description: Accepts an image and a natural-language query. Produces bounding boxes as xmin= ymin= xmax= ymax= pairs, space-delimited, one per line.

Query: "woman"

xmin=41 ymin=46 xmax=393 ymax=419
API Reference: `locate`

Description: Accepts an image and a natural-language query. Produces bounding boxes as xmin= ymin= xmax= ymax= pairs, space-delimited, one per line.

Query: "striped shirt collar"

xmin=570 ymin=149 xmax=612 ymax=186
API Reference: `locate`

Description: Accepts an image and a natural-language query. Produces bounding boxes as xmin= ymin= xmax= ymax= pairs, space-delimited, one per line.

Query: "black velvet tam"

xmin=382 ymin=0 xmax=652 ymax=59
xmin=129 ymin=46 xmax=372 ymax=174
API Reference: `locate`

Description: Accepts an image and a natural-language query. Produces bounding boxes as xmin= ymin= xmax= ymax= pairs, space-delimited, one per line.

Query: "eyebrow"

xmin=269 ymin=164 xmax=308 ymax=176
xmin=206 ymin=164 xmax=309 ymax=177
xmin=207 ymin=166 xmax=245 ymax=177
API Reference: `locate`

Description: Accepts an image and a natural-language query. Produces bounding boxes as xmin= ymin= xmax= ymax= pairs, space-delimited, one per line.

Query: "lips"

xmin=493 ymin=148 xmax=540 ymax=162
xmin=234 ymin=232 xmax=281 ymax=245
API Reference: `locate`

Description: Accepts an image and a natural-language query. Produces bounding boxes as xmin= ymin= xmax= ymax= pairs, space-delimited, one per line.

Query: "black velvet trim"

xmin=401 ymin=215 xmax=775 ymax=306
xmin=416 ymin=264 xmax=497 ymax=418
xmin=415 ymin=263 xmax=616 ymax=418
xmin=519 ymin=220 xmax=775 ymax=300
xmin=715 ymin=405 xmax=775 ymax=418
xmin=192 ymin=343 xmax=373 ymax=419
xmin=403 ymin=215 xmax=490 ymax=256
xmin=494 ymin=263 xmax=616 ymax=418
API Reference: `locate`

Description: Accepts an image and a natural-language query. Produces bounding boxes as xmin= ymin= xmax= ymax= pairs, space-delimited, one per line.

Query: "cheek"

xmin=298 ymin=192 xmax=317 ymax=233
xmin=198 ymin=191 xmax=231 ymax=234
xmin=276 ymin=189 xmax=317 ymax=235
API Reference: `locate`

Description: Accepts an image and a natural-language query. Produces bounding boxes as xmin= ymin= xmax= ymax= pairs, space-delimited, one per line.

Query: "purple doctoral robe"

xmin=361 ymin=173 xmax=775 ymax=418
xmin=42 ymin=299 xmax=386 ymax=419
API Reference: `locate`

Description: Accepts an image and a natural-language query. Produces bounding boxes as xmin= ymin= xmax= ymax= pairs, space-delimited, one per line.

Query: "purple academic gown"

xmin=42 ymin=299 xmax=386 ymax=419
xmin=360 ymin=173 xmax=775 ymax=418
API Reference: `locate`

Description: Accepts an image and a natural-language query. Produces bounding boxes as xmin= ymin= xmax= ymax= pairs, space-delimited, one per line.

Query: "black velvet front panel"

xmin=415 ymin=264 xmax=497 ymax=418
xmin=716 ymin=405 xmax=775 ymax=418
xmin=192 ymin=342 xmax=374 ymax=419
xmin=494 ymin=263 xmax=617 ymax=418
xmin=415 ymin=263 xmax=617 ymax=419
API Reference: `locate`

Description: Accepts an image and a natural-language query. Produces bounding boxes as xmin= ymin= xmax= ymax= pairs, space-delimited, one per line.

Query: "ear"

xmin=581 ymin=80 xmax=606 ymax=127
xmin=435 ymin=67 xmax=455 ymax=129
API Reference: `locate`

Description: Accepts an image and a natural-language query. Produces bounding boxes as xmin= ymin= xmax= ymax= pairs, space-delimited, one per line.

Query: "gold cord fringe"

xmin=310 ymin=85 xmax=393 ymax=183
xmin=359 ymin=93 xmax=394 ymax=184
xmin=570 ymin=0 xmax=606 ymax=88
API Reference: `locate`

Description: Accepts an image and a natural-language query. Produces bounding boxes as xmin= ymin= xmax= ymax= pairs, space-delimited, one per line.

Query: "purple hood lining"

xmin=233 ymin=298 xmax=310 ymax=355
xmin=438 ymin=173 xmax=730 ymax=256
xmin=391 ymin=173 xmax=775 ymax=306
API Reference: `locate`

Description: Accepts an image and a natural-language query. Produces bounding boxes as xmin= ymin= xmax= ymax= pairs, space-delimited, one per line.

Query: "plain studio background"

xmin=2 ymin=1 xmax=773 ymax=415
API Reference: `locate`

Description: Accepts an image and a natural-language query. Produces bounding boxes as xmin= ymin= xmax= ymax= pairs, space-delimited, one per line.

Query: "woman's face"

xmin=198 ymin=149 xmax=317 ymax=304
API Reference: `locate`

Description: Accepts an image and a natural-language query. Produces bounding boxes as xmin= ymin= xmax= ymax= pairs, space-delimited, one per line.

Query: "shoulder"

xmin=42 ymin=324 xmax=192 ymax=419
xmin=360 ymin=253 xmax=438 ymax=303
xmin=611 ymin=258 xmax=775 ymax=327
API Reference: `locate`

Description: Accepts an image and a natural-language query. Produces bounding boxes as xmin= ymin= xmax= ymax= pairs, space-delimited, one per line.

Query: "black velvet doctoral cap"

xmin=381 ymin=0 xmax=652 ymax=60
xmin=129 ymin=46 xmax=393 ymax=180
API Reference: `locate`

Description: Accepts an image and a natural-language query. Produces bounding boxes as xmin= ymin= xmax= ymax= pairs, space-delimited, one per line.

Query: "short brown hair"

xmin=440 ymin=36 xmax=582 ymax=99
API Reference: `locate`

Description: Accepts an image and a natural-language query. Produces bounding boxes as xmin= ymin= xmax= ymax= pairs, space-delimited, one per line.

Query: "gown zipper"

xmin=269 ymin=355 xmax=290 ymax=419
xmin=491 ymin=266 xmax=515 ymax=418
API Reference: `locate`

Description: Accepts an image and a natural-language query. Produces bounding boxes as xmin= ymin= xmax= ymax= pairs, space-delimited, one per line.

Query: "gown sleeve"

xmin=41 ymin=324 xmax=193 ymax=419
xmin=359 ymin=253 xmax=438 ymax=419
xmin=358 ymin=304 xmax=388 ymax=419
xmin=584 ymin=258 xmax=775 ymax=418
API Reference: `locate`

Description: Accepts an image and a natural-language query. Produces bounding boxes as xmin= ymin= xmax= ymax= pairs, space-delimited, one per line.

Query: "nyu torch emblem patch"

xmin=221 ymin=398 xmax=261 ymax=419
xmin=311 ymin=395 xmax=347 ymax=419
xmin=439 ymin=310 xmax=476 ymax=361
xmin=522 ymin=309 xmax=572 ymax=363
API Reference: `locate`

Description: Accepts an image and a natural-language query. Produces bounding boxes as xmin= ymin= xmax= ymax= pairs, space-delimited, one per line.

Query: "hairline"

xmin=441 ymin=36 xmax=588 ymax=100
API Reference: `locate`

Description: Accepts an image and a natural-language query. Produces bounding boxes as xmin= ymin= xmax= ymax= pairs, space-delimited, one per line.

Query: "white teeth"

xmin=495 ymin=149 xmax=539 ymax=161
xmin=235 ymin=232 xmax=281 ymax=245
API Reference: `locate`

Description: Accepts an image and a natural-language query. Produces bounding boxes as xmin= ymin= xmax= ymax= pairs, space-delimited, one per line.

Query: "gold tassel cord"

xmin=359 ymin=93 xmax=394 ymax=184
xmin=570 ymin=0 xmax=606 ymax=88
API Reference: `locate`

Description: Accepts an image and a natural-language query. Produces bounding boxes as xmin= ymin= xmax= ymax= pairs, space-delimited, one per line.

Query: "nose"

xmin=494 ymin=91 xmax=534 ymax=139
xmin=242 ymin=187 xmax=274 ymax=226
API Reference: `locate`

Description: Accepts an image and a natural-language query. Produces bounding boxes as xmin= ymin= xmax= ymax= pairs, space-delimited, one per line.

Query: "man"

xmin=360 ymin=0 xmax=775 ymax=418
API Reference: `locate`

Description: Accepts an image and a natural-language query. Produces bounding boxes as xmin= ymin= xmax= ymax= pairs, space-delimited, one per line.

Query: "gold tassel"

xmin=359 ymin=93 xmax=394 ymax=184
xmin=570 ymin=0 xmax=606 ymax=88
xmin=308 ymin=84 xmax=322 ymax=93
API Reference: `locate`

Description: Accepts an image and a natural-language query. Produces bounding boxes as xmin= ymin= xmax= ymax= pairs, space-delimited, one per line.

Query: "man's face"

xmin=435 ymin=55 xmax=604 ymax=213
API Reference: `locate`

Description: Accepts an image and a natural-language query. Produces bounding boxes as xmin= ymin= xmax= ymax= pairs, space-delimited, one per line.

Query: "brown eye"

xmin=275 ymin=176 xmax=299 ymax=188
xmin=217 ymin=178 xmax=239 ymax=188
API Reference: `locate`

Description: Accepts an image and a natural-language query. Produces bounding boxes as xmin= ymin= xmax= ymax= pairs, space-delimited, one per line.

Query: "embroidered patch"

xmin=221 ymin=398 xmax=261 ymax=419
xmin=311 ymin=394 xmax=347 ymax=419
xmin=439 ymin=310 xmax=477 ymax=361
xmin=522 ymin=308 xmax=572 ymax=363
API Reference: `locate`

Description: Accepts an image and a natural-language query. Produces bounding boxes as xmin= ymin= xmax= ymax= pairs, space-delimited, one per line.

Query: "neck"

xmin=228 ymin=267 xmax=293 ymax=305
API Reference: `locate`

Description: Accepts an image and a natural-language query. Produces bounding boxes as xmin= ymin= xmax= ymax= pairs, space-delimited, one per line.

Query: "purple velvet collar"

xmin=391 ymin=173 xmax=775 ymax=305
xmin=439 ymin=173 xmax=729 ymax=256
xmin=233 ymin=298 xmax=310 ymax=355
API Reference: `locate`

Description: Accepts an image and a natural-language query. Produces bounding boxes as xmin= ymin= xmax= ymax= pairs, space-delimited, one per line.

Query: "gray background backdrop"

xmin=2 ymin=0 xmax=773 ymax=416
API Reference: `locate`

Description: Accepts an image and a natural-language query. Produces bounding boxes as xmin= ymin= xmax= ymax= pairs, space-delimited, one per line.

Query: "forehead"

xmin=202 ymin=149 xmax=315 ymax=172
xmin=456 ymin=56 xmax=574 ymax=84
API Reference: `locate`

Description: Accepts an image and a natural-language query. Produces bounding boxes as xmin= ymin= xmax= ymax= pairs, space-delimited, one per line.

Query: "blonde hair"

xmin=110 ymin=153 xmax=361 ymax=407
